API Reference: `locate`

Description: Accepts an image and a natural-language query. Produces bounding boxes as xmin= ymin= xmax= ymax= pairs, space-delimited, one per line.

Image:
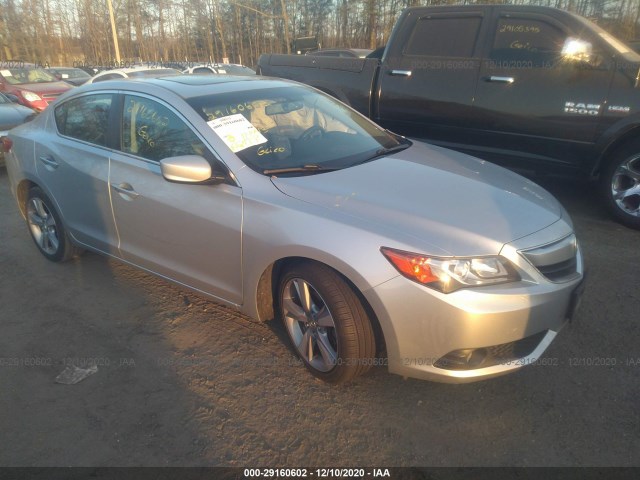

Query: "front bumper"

xmin=365 ymin=225 xmax=584 ymax=383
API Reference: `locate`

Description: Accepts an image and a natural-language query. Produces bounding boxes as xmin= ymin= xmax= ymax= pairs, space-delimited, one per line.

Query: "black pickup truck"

xmin=258 ymin=5 xmax=640 ymax=229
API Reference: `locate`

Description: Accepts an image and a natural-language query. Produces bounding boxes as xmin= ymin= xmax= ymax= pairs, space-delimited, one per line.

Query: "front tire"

xmin=601 ymin=139 xmax=640 ymax=229
xmin=278 ymin=261 xmax=376 ymax=384
xmin=26 ymin=187 xmax=80 ymax=262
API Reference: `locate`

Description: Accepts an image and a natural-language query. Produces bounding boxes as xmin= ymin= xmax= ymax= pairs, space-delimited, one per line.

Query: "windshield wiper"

xmin=353 ymin=143 xmax=411 ymax=166
xmin=264 ymin=164 xmax=338 ymax=175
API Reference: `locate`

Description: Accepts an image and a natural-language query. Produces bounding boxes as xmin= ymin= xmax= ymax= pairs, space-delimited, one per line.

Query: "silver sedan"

xmin=4 ymin=75 xmax=585 ymax=384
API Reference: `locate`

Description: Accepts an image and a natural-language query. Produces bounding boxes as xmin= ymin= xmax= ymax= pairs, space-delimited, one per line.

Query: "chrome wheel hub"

xmin=611 ymin=154 xmax=640 ymax=217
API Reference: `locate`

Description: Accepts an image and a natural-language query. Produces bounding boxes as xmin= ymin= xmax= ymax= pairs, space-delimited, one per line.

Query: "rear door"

xmin=376 ymin=8 xmax=488 ymax=141
xmin=108 ymin=93 xmax=243 ymax=304
xmin=34 ymin=92 xmax=119 ymax=254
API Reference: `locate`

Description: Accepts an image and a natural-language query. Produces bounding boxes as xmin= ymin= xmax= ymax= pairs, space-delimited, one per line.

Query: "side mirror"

xmin=160 ymin=155 xmax=226 ymax=184
xmin=561 ymin=38 xmax=594 ymax=63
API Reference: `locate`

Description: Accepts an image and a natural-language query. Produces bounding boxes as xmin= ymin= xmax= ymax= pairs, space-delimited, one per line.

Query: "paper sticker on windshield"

xmin=207 ymin=113 xmax=267 ymax=152
xmin=0 ymin=70 xmax=12 ymax=77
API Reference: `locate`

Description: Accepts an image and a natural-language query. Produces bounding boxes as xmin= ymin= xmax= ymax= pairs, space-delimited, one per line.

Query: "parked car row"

xmin=0 ymin=62 xmax=256 ymax=111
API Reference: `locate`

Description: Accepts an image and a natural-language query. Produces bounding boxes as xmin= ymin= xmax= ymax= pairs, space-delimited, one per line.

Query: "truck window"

xmin=491 ymin=17 xmax=566 ymax=66
xmin=405 ymin=17 xmax=481 ymax=58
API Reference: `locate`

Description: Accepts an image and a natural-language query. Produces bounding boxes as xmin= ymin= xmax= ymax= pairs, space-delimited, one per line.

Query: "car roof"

xmin=66 ymin=74 xmax=300 ymax=100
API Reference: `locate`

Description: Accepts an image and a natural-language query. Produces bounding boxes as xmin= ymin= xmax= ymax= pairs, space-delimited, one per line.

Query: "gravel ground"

xmin=0 ymin=168 xmax=638 ymax=468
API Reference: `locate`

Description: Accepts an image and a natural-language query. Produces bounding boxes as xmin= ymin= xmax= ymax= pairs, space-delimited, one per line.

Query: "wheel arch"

xmin=594 ymin=125 xmax=640 ymax=176
xmin=16 ymin=178 xmax=39 ymax=218
xmin=254 ymin=256 xmax=387 ymax=357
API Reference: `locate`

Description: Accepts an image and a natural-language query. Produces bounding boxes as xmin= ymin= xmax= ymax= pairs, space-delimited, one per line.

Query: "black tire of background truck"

xmin=600 ymin=138 xmax=640 ymax=230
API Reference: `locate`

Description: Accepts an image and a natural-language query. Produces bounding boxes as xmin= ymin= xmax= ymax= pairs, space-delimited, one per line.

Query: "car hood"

xmin=14 ymin=81 xmax=72 ymax=94
xmin=271 ymin=141 xmax=564 ymax=256
xmin=0 ymin=103 xmax=35 ymax=131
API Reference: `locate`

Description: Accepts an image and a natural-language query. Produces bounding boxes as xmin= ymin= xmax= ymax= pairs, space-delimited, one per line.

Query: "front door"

xmin=108 ymin=93 xmax=243 ymax=304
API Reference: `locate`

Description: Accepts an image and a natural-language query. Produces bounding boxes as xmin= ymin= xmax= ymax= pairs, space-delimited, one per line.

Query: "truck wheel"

xmin=601 ymin=140 xmax=640 ymax=229
xmin=26 ymin=187 xmax=81 ymax=262
xmin=278 ymin=261 xmax=376 ymax=384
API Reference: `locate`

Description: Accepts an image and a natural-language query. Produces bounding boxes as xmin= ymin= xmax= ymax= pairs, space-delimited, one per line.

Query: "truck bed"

xmin=258 ymin=54 xmax=379 ymax=118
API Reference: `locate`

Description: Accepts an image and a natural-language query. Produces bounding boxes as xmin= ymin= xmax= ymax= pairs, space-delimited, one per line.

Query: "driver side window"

xmin=121 ymin=95 xmax=208 ymax=162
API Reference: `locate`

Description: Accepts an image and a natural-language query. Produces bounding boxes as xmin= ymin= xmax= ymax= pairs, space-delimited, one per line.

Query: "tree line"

xmin=0 ymin=0 xmax=639 ymax=69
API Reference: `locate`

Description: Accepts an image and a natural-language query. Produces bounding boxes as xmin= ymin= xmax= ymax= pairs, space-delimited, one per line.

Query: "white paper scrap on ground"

xmin=207 ymin=114 xmax=267 ymax=152
xmin=55 ymin=364 xmax=98 ymax=384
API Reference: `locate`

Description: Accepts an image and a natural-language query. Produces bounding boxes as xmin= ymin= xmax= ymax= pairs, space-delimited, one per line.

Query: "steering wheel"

xmin=299 ymin=125 xmax=325 ymax=142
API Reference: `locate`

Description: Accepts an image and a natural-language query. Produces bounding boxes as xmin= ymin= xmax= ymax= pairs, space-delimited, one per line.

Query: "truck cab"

xmin=376 ymin=6 xmax=640 ymax=177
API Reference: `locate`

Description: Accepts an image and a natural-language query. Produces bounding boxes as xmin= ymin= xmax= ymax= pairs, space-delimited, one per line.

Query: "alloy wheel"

xmin=611 ymin=154 xmax=640 ymax=217
xmin=27 ymin=197 xmax=60 ymax=255
xmin=281 ymin=277 xmax=338 ymax=372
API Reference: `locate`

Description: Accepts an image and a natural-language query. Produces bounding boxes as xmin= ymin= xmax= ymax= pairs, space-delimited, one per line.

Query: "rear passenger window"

xmin=54 ymin=94 xmax=113 ymax=147
xmin=405 ymin=16 xmax=482 ymax=57
xmin=491 ymin=17 xmax=566 ymax=65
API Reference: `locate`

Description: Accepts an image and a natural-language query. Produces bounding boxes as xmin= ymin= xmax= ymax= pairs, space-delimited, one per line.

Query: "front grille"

xmin=537 ymin=257 xmax=578 ymax=281
xmin=519 ymin=234 xmax=579 ymax=282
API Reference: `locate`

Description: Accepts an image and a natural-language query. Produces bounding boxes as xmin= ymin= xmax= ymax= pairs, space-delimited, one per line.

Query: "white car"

xmin=182 ymin=64 xmax=255 ymax=76
xmin=86 ymin=66 xmax=180 ymax=84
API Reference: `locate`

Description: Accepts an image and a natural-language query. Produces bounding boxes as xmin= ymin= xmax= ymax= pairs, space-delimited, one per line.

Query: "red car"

xmin=0 ymin=65 xmax=73 ymax=111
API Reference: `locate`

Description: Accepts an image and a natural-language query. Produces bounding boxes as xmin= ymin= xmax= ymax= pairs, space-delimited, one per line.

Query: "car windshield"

xmin=0 ymin=67 xmax=57 ymax=85
xmin=186 ymin=85 xmax=408 ymax=175
xmin=54 ymin=68 xmax=90 ymax=79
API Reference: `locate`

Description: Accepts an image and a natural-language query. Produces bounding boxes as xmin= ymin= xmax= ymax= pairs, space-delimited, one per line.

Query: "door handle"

xmin=110 ymin=183 xmax=140 ymax=199
xmin=38 ymin=155 xmax=59 ymax=169
xmin=389 ymin=70 xmax=412 ymax=77
xmin=486 ymin=76 xmax=515 ymax=84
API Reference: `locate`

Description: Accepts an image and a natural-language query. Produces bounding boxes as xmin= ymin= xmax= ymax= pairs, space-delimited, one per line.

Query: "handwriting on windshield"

xmin=206 ymin=102 xmax=255 ymax=120
xmin=257 ymin=146 xmax=286 ymax=156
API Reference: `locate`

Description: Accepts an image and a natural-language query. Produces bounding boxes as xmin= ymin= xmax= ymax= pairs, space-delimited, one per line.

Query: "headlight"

xmin=22 ymin=91 xmax=42 ymax=102
xmin=381 ymin=247 xmax=520 ymax=293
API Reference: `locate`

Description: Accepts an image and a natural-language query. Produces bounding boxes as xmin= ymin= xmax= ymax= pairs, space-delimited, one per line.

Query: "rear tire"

xmin=278 ymin=261 xmax=376 ymax=384
xmin=601 ymin=139 xmax=640 ymax=229
xmin=26 ymin=187 xmax=81 ymax=262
